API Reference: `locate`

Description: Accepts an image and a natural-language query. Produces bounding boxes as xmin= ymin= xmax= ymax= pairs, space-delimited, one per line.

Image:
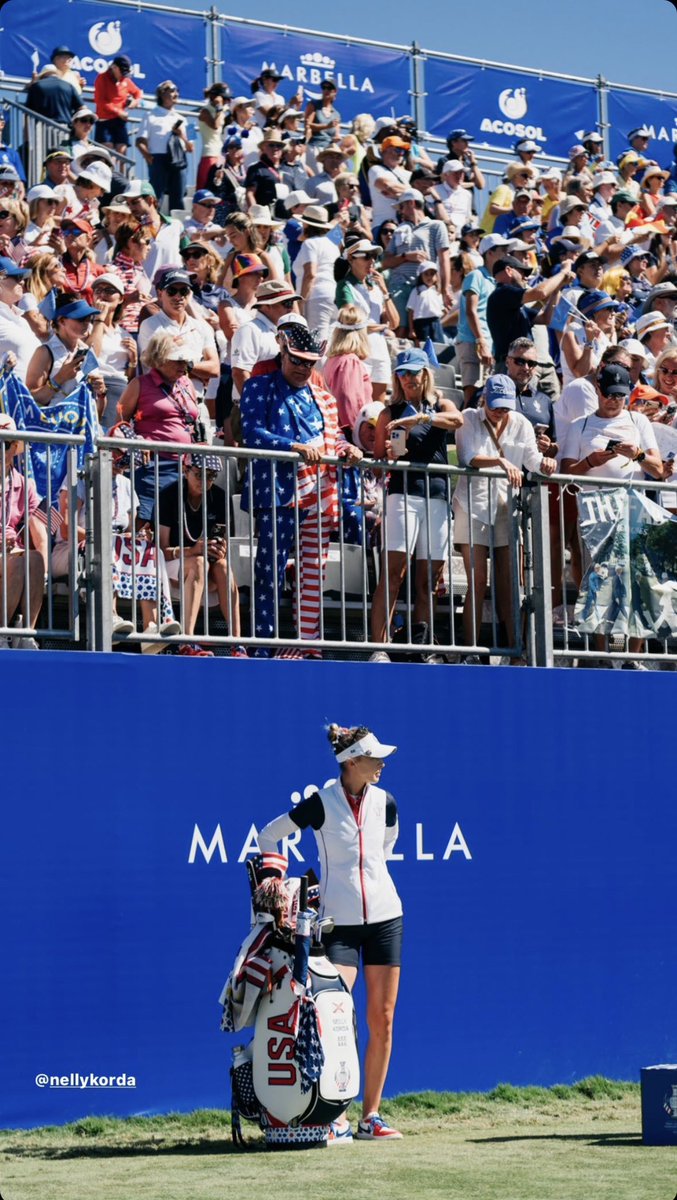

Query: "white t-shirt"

xmin=137 ymin=312 xmax=215 ymax=396
xmin=438 ymin=181 xmax=472 ymax=231
xmin=455 ymin=407 xmax=544 ymax=522
xmin=292 ymin=236 xmax=340 ymax=294
xmin=367 ymin=163 xmax=411 ymax=227
xmin=560 ymin=410 xmax=658 ymax=480
xmin=0 ymin=302 xmax=41 ymax=382
xmin=230 ymin=311 xmax=279 ymax=397
xmin=144 ymin=218 xmax=183 ymax=283
xmin=137 ymin=106 xmax=187 ymax=154
xmin=555 ymin=378 xmax=597 ymax=443
xmin=406 ymin=285 xmax=444 ymax=320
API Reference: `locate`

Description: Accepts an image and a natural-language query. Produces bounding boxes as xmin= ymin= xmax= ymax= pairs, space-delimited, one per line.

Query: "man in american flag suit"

xmin=240 ymin=320 xmax=363 ymax=658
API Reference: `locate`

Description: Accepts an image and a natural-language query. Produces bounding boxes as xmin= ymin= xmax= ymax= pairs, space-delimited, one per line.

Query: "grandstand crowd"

xmin=1 ymin=44 xmax=677 ymax=662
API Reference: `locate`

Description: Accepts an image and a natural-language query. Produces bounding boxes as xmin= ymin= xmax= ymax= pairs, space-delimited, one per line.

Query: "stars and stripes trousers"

xmin=252 ymin=506 xmax=331 ymax=657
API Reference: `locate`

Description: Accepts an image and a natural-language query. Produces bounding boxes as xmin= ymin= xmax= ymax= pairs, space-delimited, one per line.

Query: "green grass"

xmin=0 ymin=1080 xmax=673 ymax=1200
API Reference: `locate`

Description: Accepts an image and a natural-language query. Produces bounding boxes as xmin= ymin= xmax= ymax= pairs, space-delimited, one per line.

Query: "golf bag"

xmin=220 ymin=854 xmax=360 ymax=1148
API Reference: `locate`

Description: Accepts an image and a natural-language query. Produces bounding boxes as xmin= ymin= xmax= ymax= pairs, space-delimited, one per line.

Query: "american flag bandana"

xmin=294 ymin=995 xmax=325 ymax=1093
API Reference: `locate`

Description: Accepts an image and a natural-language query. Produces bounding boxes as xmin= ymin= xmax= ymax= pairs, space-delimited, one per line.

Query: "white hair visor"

xmin=335 ymin=732 xmax=397 ymax=763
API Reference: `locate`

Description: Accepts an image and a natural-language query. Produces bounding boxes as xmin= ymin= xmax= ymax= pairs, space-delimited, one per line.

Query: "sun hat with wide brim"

xmin=301 ymin=204 xmax=331 ymax=230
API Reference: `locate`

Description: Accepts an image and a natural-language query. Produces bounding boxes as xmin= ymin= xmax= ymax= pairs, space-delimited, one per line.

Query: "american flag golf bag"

xmin=220 ymin=855 xmax=360 ymax=1148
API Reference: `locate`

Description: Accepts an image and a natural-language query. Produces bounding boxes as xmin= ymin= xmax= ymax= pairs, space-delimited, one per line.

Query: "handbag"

xmin=167 ymin=130 xmax=187 ymax=171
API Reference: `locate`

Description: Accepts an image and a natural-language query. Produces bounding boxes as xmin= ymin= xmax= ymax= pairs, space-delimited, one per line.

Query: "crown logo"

xmin=299 ymin=52 xmax=336 ymax=69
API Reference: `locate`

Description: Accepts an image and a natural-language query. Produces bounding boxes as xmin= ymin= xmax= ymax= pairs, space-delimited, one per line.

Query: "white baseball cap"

xmin=441 ymin=159 xmax=465 ymax=175
xmin=479 ymin=233 xmax=509 ymax=256
xmin=27 ymin=184 xmax=56 ymax=202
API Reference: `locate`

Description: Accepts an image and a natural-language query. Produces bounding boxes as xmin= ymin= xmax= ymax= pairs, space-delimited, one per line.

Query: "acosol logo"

xmin=498 ymin=87 xmax=528 ymax=120
xmin=88 ymin=20 xmax=123 ymax=56
xmin=479 ymin=83 xmax=545 ymax=144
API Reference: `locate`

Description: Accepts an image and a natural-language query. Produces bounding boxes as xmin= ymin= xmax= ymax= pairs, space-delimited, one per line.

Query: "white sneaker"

xmin=160 ymin=618 xmax=181 ymax=637
xmin=369 ymin=650 xmax=391 ymax=663
xmin=141 ymin=622 xmax=167 ymax=655
xmin=112 ymin=613 xmax=135 ymax=637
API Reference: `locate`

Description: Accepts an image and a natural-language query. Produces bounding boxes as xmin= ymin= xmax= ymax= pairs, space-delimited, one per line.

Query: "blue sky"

xmin=180 ymin=0 xmax=677 ymax=93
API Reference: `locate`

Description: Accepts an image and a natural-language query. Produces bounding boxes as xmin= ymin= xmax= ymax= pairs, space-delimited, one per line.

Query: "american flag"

xmin=33 ymin=499 xmax=65 ymax=538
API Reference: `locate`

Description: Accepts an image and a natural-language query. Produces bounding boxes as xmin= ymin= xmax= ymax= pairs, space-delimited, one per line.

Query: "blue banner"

xmin=424 ymin=57 xmax=598 ymax=159
xmin=607 ymin=86 xmax=677 ymax=166
xmin=0 ymin=0 xmax=207 ymax=102
xmin=1 ymin=652 xmax=676 ymax=1128
xmin=219 ymin=21 xmax=411 ymax=125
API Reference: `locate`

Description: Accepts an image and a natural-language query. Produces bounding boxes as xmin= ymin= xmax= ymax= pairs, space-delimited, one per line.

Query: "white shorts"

xmin=367 ymin=332 xmax=392 ymax=385
xmin=384 ymin=492 xmax=451 ymax=560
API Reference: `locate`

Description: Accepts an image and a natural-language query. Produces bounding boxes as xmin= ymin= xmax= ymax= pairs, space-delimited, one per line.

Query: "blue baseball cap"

xmin=577 ymin=289 xmax=618 ymax=317
xmin=394 ymin=348 xmax=430 ymax=373
xmin=484 ymin=373 xmax=516 ymax=411
xmin=0 ymin=256 xmax=30 ymax=278
xmin=193 ymin=189 xmax=219 ymax=205
xmin=55 ymin=299 xmax=101 ymax=320
xmin=509 ymin=218 xmax=540 ymax=236
xmin=447 ymin=128 xmax=473 ymax=142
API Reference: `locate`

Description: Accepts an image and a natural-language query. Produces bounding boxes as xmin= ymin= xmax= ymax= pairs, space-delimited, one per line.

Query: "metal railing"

xmin=0 ymin=430 xmax=84 ymax=647
xmin=0 ymin=95 xmax=135 ymax=187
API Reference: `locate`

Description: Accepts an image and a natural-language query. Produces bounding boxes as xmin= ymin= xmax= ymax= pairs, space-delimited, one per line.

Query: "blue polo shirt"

xmin=457 ymin=265 xmax=494 ymax=345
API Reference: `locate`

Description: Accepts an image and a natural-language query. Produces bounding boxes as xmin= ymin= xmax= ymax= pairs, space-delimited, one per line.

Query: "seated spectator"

xmin=453 ymin=374 xmax=555 ymax=661
xmin=61 ymin=162 xmax=112 ymax=228
xmin=246 ymin=205 xmax=288 ymax=282
xmin=0 ymin=256 xmax=41 ymax=381
xmin=634 ymin=311 xmax=674 ymax=376
xmin=136 ymin=80 xmax=193 ymax=212
xmin=440 ymin=129 xmax=485 ymax=193
xmin=180 ymin=242 xmax=224 ymax=323
xmin=16 ymin=252 xmax=68 ymax=341
xmin=493 ymin=187 xmax=533 ymax=238
xmin=157 ymin=451 xmax=243 ymax=657
xmin=24 ymin=186 xmax=59 ymax=248
xmin=26 ymin=293 xmax=106 ymax=409
xmin=306 ymin=145 xmax=348 ymax=206
xmin=335 ymin=237 xmax=398 ymax=401
xmin=282 ymin=189 xmax=313 ymax=266
xmin=122 ymin=181 xmax=182 ymax=281
xmin=637 ymin=165 xmax=669 ymax=222
xmin=221 ymin=210 xmax=278 ymax=285
xmin=240 ymin=321 xmax=362 ymax=658
xmin=0 ymin=413 xmax=47 ymax=648
xmin=57 ymin=216 xmax=105 ymax=306
xmin=118 ymin=329 xmax=203 ymax=522
xmin=91 ymin=197 xmax=132 ymax=266
xmin=368 ymin=137 xmax=411 ymax=229
xmin=481 ymin=162 xmax=537 ymax=233
xmin=652 ymin=347 xmax=677 ymax=408
xmin=183 ymin=189 xmax=226 ymax=250
xmin=330 ymin=173 xmax=372 ymax=239
xmin=137 ymin=267 xmax=219 ymax=402
xmin=539 ymin=168 xmax=562 ymax=227
xmin=369 ymin=348 xmax=462 ymax=663
xmin=0 ymin=198 xmax=30 ymax=265
xmin=279 ymin=133 xmax=311 ymax=195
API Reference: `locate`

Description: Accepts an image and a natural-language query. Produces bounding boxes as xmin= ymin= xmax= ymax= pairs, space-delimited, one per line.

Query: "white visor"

xmin=335 ymin=732 xmax=397 ymax=763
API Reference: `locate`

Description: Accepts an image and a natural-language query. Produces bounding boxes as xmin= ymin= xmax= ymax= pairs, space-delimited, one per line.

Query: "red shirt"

xmin=61 ymin=254 xmax=105 ymax=307
xmin=94 ymin=70 xmax=142 ymax=121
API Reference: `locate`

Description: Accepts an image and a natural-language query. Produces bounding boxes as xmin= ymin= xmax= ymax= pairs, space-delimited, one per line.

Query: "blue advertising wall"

xmin=219 ymin=22 xmax=411 ymax=125
xmin=0 ymin=0 xmax=207 ymax=99
xmin=1 ymin=652 xmax=675 ymax=1129
xmin=607 ymin=86 xmax=677 ymax=164
xmin=424 ymin=57 xmax=598 ymax=158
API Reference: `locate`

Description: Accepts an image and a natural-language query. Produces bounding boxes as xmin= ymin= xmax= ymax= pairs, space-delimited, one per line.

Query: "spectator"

xmin=16 ymin=252 xmax=68 ymax=340
xmin=244 ymin=129 xmax=286 ymax=209
xmin=56 ymin=216 xmax=105 ymax=306
xmin=209 ymin=135 xmax=246 ymax=224
xmin=322 ymin=304 xmax=373 ymax=437
xmin=487 ymin=254 xmax=574 ymax=371
xmin=78 ymin=146 xmax=128 ymax=206
xmin=0 ymin=257 xmax=41 ymax=382
xmin=634 ymin=311 xmax=674 ymax=375
xmin=230 ymin=278 xmax=300 ymax=400
xmin=88 ymin=274 xmax=139 ymax=427
xmin=493 ymin=188 xmax=533 ymax=238
xmin=539 ymin=168 xmax=562 ymax=227
xmin=381 ymin=188 xmax=450 ymax=330
xmin=25 ymin=64 xmax=80 ymax=128
xmin=136 ymin=81 xmax=193 ymax=212
xmin=335 ymin=238 xmax=398 ymax=401
xmin=40 ymin=148 xmax=76 ymax=213
xmin=513 ymin=137 xmax=539 ymax=168
xmin=617 ymin=153 xmax=643 ymax=203
xmin=118 ymin=329 xmax=203 ymax=521
xmin=0 ymin=109 xmax=26 ymax=186
xmin=306 ymin=145 xmax=348 ymax=206
xmin=94 ymin=56 xmax=142 ymax=155
xmin=455 ymin=233 xmax=508 ymax=406
xmin=240 ymin=321 xmax=362 ymax=658
xmin=251 ymin=69 xmax=288 ymax=128
xmin=0 ymin=164 xmax=21 ymax=202
xmin=369 ymin=348 xmax=463 ymax=663
xmin=330 ymin=173 xmax=372 ymax=239
xmin=437 ymin=159 xmax=472 ymax=232
xmin=180 ymin=242 xmax=224 ymax=320
xmin=504 ymin=338 xmax=556 ymax=449
xmin=217 ymin=253 xmax=268 ymax=441
xmin=221 ymin=211 xmax=277 ymax=285
xmin=183 ymin=189 xmax=226 ymax=249
xmin=368 ymin=136 xmax=411 ymax=229
xmin=227 ymin=97 xmax=261 ymax=169
xmin=481 ymin=162 xmax=537 ymax=234
xmin=292 ymin=204 xmax=340 ymax=340
xmin=304 ymin=79 xmax=341 ymax=168
xmin=279 ymin=133 xmax=311 ymax=194
xmin=137 ymin=268 xmax=219 ymax=402
xmin=112 ymin=221 xmax=153 ymax=334
xmin=282 ymin=189 xmax=313 ymax=266
xmin=453 ymin=373 xmax=555 ymax=662
xmin=91 ymin=196 xmax=132 ymax=266
xmin=617 ymin=337 xmax=650 ymax=386
xmin=157 ymin=451 xmax=243 ymax=657
xmin=652 ymin=347 xmax=677 ymax=409
xmin=121 ymin=181 xmax=182 ymax=280
xmin=196 ymin=83 xmax=231 ymax=191
xmin=641 ymin=281 xmax=677 ymax=321
xmin=560 ymin=289 xmax=619 ymax=388
xmin=66 ymin=106 xmax=98 ymax=163
xmin=440 ymin=129 xmax=485 ymax=192
xmin=0 ymin=198 xmax=29 ymax=265
xmin=0 ymin=413 xmax=47 ymax=647
xmin=637 ymin=165 xmax=669 ymax=222
xmin=406 ymin=260 xmax=445 ymax=344
xmin=249 ymin=205 xmax=288 ymax=282
xmin=25 ymin=294 xmax=105 ymax=409
xmin=48 ymin=45 xmax=84 ymax=94
xmin=62 ymin=162 xmax=112 ymax=228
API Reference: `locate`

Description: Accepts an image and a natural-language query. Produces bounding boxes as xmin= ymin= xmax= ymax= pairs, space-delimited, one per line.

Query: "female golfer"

xmin=258 ymin=723 xmax=403 ymax=1143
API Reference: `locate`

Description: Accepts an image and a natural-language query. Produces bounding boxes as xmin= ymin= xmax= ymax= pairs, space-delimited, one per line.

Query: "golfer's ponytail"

xmin=326 ymin=723 xmax=371 ymax=757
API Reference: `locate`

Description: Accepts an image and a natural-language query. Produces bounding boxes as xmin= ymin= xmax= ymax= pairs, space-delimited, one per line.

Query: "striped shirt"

xmin=113 ymin=253 xmax=150 ymax=334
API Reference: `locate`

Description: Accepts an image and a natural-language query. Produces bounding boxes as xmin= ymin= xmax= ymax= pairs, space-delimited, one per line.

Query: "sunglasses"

xmin=510 ymin=356 xmax=538 ymax=368
xmin=62 ymin=227 xmax=83 ymax=237
xmin=190 ymin=467 xmax=219 ymax=480
xmin=183 ymin=250 xmax=207 ymax=259
xmin=0 ymin=210 xmax=11 ymax=220
xmin=166 ymin=286 xmax=191 ymax=297
xmin=658 ymin=366 xmax=677 ymax=378
xmin=76 ymin=118 xmax=95 ymax=125
xmin=277 ymin=298 xmax=296 ymax=310
xmin=93 ymin=286 xmax=120 ymax=297
xmin=196 ymin=201 xmax=218 ymax=208
xmin=287 ymin=350 xmax=313 ymax=367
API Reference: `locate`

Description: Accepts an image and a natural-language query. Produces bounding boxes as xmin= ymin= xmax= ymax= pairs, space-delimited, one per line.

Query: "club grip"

xmin=299 ymin=875 xmax=308 ymax=911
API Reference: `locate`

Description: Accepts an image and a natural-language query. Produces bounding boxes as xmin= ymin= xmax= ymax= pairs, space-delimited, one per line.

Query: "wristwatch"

xmin=635 ymin=449 xmax=646 ymax=463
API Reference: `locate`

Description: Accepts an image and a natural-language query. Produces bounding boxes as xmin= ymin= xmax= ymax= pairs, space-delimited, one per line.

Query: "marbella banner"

xmin=576 ymin=486 xmax=677 ymax=637
xmin=219 ymin=21 xmax=412 ymax=125
xmin=606 ymin=85 xmax=677 ymax=165
xmin=2 ymin=653 xmax=676 ymax=1129
xmin=423 ymin=56 xmax=599 ymax=159
xmin=0 ymin=0 xmax=207 ymax=101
